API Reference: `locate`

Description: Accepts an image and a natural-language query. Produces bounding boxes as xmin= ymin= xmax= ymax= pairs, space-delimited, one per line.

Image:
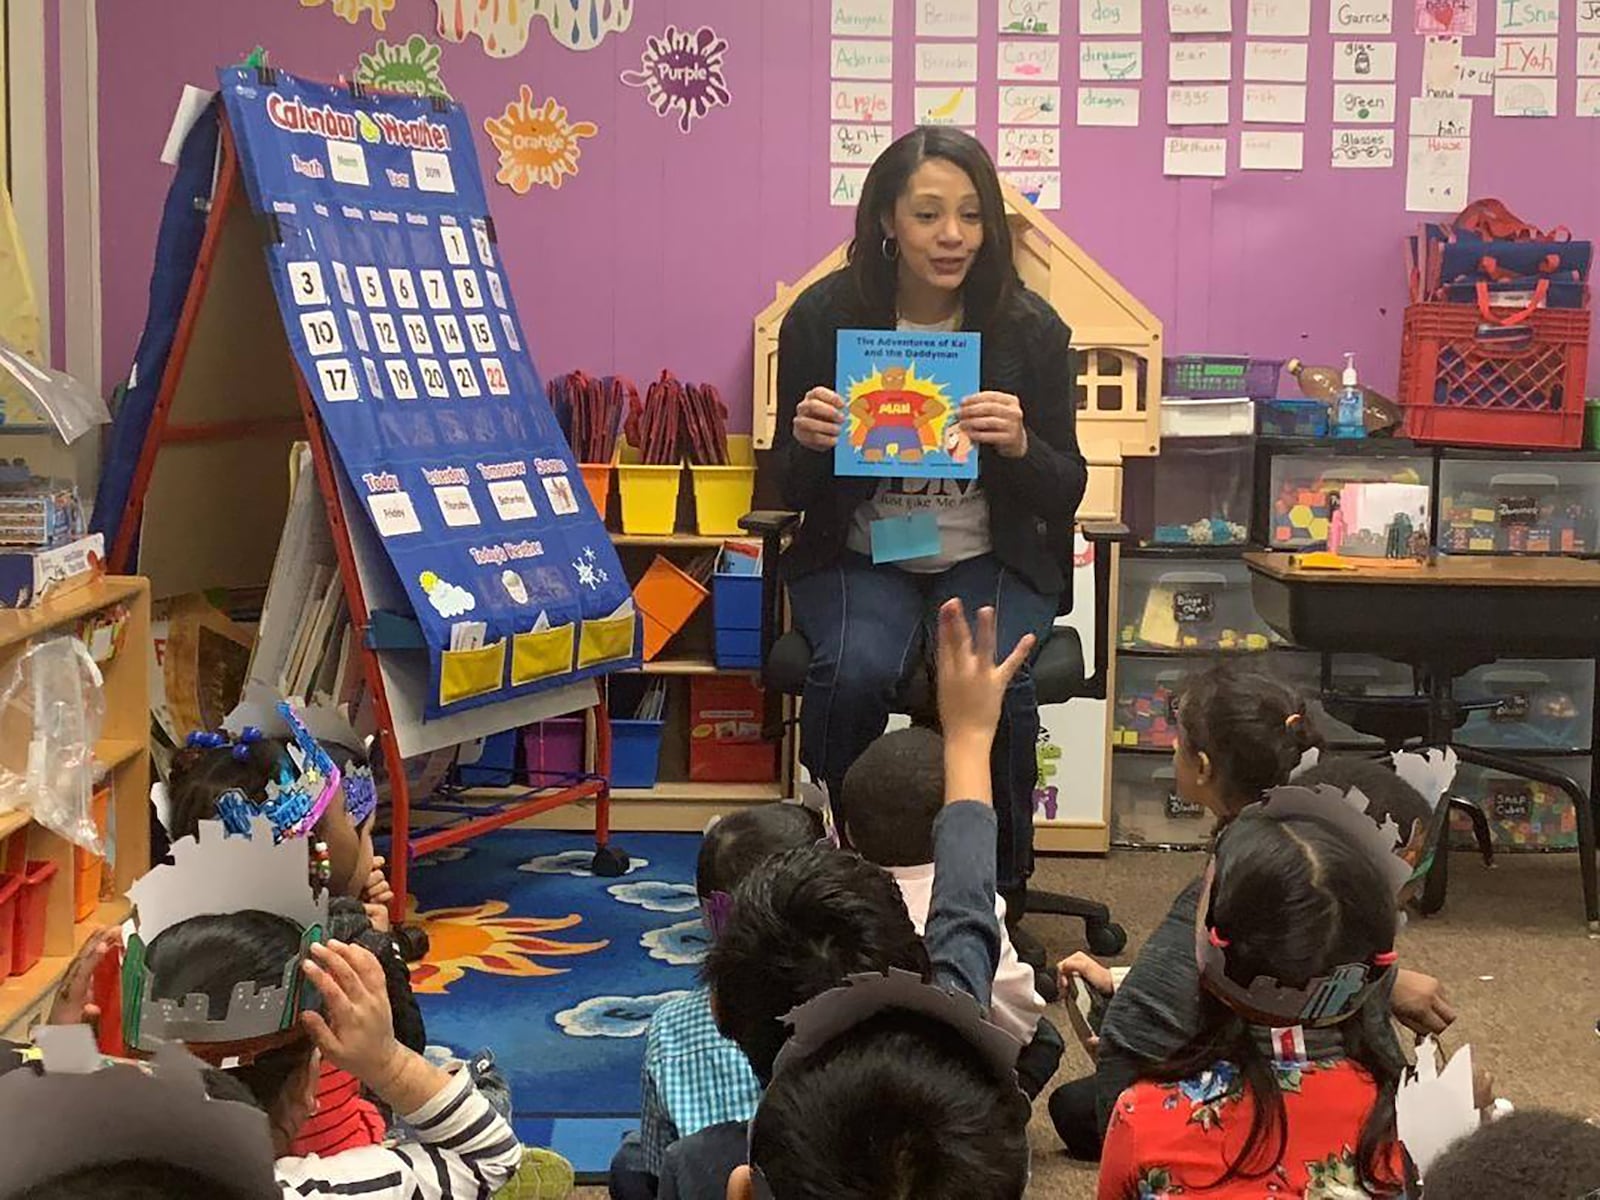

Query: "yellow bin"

xmin=616 ymin=444 xmax=685 ymax=536
xmin=689 ymin=435 xmax=756 ymax=536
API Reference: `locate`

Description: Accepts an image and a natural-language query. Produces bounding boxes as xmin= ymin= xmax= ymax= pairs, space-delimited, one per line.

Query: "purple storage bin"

xmin=1164 ymin=355 xmax=1284 ymax=401
xmin=521 ymin=717 xmax=585 ymax=781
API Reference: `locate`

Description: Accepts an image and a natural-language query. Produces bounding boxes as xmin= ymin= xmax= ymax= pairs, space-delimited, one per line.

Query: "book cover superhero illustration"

xmin=834 ymin=329 xmax=981 ymax=480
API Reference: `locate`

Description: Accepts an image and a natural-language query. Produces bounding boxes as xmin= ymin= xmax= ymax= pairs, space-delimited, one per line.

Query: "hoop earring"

xmin=881 ymin=236 xmax=899 ymax=261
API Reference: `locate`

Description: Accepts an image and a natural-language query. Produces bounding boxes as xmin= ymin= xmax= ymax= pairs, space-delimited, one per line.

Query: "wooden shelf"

xmin=0 ymin=897 xmax=130 ymax=1035
xmin=613 ymin=780 xmax=787 ymax=802
xmin=94 ymin=738 xmax=145 ymax=772
xmin=0 ymin=809 xmax=30 ymax=844
xmin=626 ymin=657 xmax=755 ymax=676
xmin=611 ymin=533 xmax=734 ymax=548
xmin=0 ymin=576 xmax=146 ymax=650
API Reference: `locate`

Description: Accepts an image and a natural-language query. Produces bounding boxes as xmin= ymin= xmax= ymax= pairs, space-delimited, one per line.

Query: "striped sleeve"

xmin=276 ymin=1069 xmax=523 ymax=1199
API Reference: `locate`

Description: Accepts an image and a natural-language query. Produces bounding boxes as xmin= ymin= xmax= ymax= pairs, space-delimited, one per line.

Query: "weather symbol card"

xmin=834 ymin=329 xmax=981 ymax=479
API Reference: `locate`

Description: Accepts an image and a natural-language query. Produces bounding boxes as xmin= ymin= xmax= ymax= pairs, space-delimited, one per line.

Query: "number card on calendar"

xmin=219 ymin=67 xmax=637 ymax=718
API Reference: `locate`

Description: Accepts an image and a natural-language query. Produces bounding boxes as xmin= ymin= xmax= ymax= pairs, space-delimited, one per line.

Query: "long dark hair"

xmin=846 ymin=126 xmax=1019 ymax=329
xmin=1178 ymin=660 xmax=1324 ymax=814
xmin=1152 ymin=813 xmax=1404 ymax=1193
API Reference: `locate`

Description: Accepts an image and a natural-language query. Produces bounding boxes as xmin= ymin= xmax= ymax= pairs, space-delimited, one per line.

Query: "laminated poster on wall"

xmin=433 ymin=0 xmax=635 ymax=55
xmin=353 ymin=35 xmax=453 ymax=99
xmin=483 ymin=87 xmax=598 ymax=193
xmin=834 ymin=330 xmax=981 ymax=480
xmin=217 ymin=68 xmax=637 ymax=720
xmin=621 ymin=25 xmax=732 ymax=133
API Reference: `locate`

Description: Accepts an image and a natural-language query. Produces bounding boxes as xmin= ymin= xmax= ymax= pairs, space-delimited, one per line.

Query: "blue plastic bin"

xmin=610 ymin=718 xmax=666 ymax=788
xmin=713 ymin=571 xmax=763 ymax=668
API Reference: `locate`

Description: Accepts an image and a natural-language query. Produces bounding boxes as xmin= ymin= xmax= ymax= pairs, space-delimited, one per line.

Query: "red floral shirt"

xmin=1098 ymin=1058 xmax=1403 ymax=1198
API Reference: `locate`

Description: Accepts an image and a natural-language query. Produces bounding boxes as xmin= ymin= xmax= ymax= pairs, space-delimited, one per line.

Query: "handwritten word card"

xmin=1334 ymin=40 xmax=1398 ymax=78
xmin=1581 ymin=0 xmax=1600 ymax=30
xmin=1330 ymin=0 xmax=1394 ymax=34
xmin=916 ymin=85 xmax=978 ymax=124
xmin=1001 ymin=170 xmax=1061 ymax=207
xmin=1577 ymin=77 xmax=1600 ymax=114
xmin=832 ymin=81 xmax=894 ymax=122
xmin=999 ymin=126 xmax=1061 ymax=167
xmin=1248 ymin=0 xmax=1312 ymax=35
xmin=1081 ymin=41 xmax=1144 ymax=79
xmin=830 ymin=166 xmax=870 ymax=206
xmin=1416 ymin=0 xmax=1477 ymax=34
xmin=1001 ymin=0 xmax=1062 ymax=33
xmin=1241 ymin=129 xmax=1305 ymax=168
xmin=917 ymin=42 xmax=979 ymax=80
xmin=1243 ymin=82 xmax=1308 ymax=121
xmin=1170 ymin=0 xmax=1233 ymax=33
xmin=1246 ymin=41 xmax=1311 ymax=79
xmin=1406 ymin=135 xmax=1470 ymax=211
xmin=1494 ymin=75 xmax=1557 ymax=111
xmin=832 ymin=40 xmax=894 ymax=78
xmin=833 ymin=0 xmax=895 ymax=36
xmin=1497 ymin=0 xmax=1558 ymax=32
xmin=1332 ymin=127 xmax=1396 ymax=166
xmin=1334 ymin=82 xmax=1398 ymax=120
xmin=1410 ymin=96 xmax=1473 ymax=133
xmin=1455 ymin=55 xmax=1497 ymax=91
xmin=1422 ymin=35 xmax=1463 ymax=93
xmin=831 ymin=124 xmax=893 ymax=164
xmin=1168 ymin=84 xmax=1231 ymax=123
xmin=1081 ymin=0 xmax=1142 ymax=33
xmin=918 ymin=0 xmax=979 ymax=37
xmin=998 ymin=39 xmax=1061 ymax=78
xmin=1579 ymin=36 xmax=1600 ymax=72
xmin=1164 ymin=135 xmax=1229 ymax=175
xmin=999 ymin=84 xmax=1062 ymax=122
xmin=1170 ymin=40 xmax=1233 ymax=78
xmin=1077 ymin=85 xmax=1142 ymax=123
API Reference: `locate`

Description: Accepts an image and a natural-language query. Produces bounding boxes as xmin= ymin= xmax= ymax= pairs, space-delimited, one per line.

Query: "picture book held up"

xmin=834 ymin=328 xmax=981 ymax=479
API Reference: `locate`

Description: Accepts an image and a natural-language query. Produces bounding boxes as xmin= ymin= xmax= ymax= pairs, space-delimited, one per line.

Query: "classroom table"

xmin=1245 ymin=551 xmax=1600 ymax=931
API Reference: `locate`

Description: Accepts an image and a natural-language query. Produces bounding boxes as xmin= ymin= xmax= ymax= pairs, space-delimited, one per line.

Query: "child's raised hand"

xmin=301 ymin=940 xmax=400 ymax=1089
xmin=935 ymin=598 xmax=1035 ymax=748
xmin=47 ymin=926 xmax=120 ymax=1026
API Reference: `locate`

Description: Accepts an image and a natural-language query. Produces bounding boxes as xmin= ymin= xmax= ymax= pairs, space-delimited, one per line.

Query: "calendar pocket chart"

xmin=220 ymin=67 xmax=637 ymax=718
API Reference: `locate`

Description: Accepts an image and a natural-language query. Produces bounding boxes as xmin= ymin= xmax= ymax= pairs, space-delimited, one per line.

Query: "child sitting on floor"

xmin=721 ymin=599 xmax=1036 ymax=1199
xmin=836 ymin=725 xmax=1062 ymax=1097
xmin=1098 ymin=792 xmax=1409 ymax=1198
xmin=608 ymin=803 xmax=822 ymax=1200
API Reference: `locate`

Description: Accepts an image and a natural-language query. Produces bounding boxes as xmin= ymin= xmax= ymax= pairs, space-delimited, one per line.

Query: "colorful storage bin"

xmin=11 ymin=859 xmax=57 ymax=977
xmin=1437 ymin=458 xmax=1600 ymax=555
xmin=611 ymin=719 xmax=666 ymax=789
xmin=74 ymin=782 xmax=111 ymax=922
xmin=1263 ymin=452 xmax=1434 ymax=549
xmin=689 ymin=677 xmax=776 ymax=783
xmin=1449 ymin=757 xmax=1590 ymax=852
xmin=1118 ymin=559 xmax=1275 ymax=651
xmin=579 ymin=463 xmax=614 ymax=522
xmin=713 ymin=547 xmax=764 ymax=669
xmin=616 ymin=444 xmax=684 ymax=536
xmin=1110 ymin=755 xmax=1211 ymax=849
xmin=1163 ymin=355 xmax=1283 ymax=400
xmin=689 ymin=435 xmax=756 ymax=536
xmin=1457 ymin=660 xmax=1594 ymax=751
xmin=1113 ymin=660 xmax=1187 ymax=749
xmin=1124 ymin=438 xmax=1252 ymax=547
xmin=522 ymin=717 xmax=586 ymax=780
xmin=633 ymin=556 xmax=709 ymax=661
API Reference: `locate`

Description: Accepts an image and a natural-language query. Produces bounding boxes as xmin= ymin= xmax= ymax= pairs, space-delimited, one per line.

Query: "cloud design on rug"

xmin=415 ymin=846 xmax=473 ymax=868
xmin=556 ymin=990 xmax=691 ymax=1039
xmin=607 ymin=880 xmax=699 ymax=913
xmin=641 ymin=918 xmax=711 ymax=966
xmin=520 ymin=849 xmax=649 ymax=877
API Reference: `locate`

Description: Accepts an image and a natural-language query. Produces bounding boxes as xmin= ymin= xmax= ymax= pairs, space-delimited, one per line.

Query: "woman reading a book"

xmin=773 ymin=125 xmax=1087 ymax=927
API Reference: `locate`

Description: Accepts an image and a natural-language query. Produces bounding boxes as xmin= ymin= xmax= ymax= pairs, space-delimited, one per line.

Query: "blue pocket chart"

xmin=219 ymin=67 xmax=637 ymax=719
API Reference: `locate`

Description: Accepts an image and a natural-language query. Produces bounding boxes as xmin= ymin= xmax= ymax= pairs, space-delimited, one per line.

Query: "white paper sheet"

xmin=1248 ymin=0 xmax=1312 ymax=34
xmin=830 ymin=166 xmax=870 ymax=206
xmin=1494 ymin=74 xmax=1557 ymax=111
xmin=833 ymin=0 xmax=895 ymax=36
xmin=998 ymin=125 xmax=1061 ymax=167
xmin=1455 ymin=54 xmax=1497 ymax=92
xmin=1080 ymin=0 xmax=1143 ymax=32
xmin=1496 ymin=0 xmax=1559 ymax=33
xmin=1581 ymin=0 xmax=1600 ymax=30
xmin=1000 ymin=169 xmax=1062 ymax=207
xmin=1168 ymin=83 xmax=1232 ymax=123
xmin=1406 ymin=134 xmax=1470 ymax=210
xmin=1397 ymin=1039 xmax=1481 ymax=1180
xmin=1496 ymin=35 xmax=1557 ymax=73
xmin=832 ymin=39 xmax=894 ymax=79
xmin=1241 ymin=129 xmax=1305 ymax=168
xmin=916 ymin=85 xmax=978 ymax=124
xmin=1578 ymin=36 xmax=1600 ymax=73
xmin=1410 ymin=96 xmax=1473 ymax=134
xmin=1334 ymin=39 xmax=1398 ymax=78
xmin=1334 ymin=82 xmax=1398 ymax=121
xmin=998 ymin=83 xmax=1062 ymax=122
xmin=1170 ymin=40 xmax=1233 ymax=78
xmin=1332 ymin=126 xmax=1397 ymax=165
xmin=998 ymin=39 xmax=1060 ymax=79
xmin=1002 ymin=0 xmax=1063 ymax=33
xmin=1422 ymin=35 xmax=1464 ymax=94
xmin=1330 ymin=0 xmax=1394 ymax=33
xmin=1243 ymin=82 xmax=1308 ymax=121
xmin=1578 ymin=76 xmax=1600 ymax=113
xmin=160 ymin=84 xmax=216 ymax=166
xmin=1163 ymin=135 xmax=1229 ymax=174
xmin=917 ymin=41 xmax=980 ymax=80
xmin=1169 ymin=0 xmax=1234 ymax=32
xmin=917 ymin=0 xmax=979 ymax=37
xmin=1077 ymin=85 xmax=1142 ymax=123
xmin=1245 ymin=41 xmax=1311 ymax=79
xmin=831 ymin=80 xmax=894 ymax=122
xmin=1081 ymin=40 xmax=1144 ymax=79
xmin=831 ymin=123 xmax=894 ymax=165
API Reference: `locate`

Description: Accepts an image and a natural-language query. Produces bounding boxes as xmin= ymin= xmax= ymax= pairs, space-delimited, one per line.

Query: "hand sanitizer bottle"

xmin=1335 ymin=353 xmax=1365 ymax=439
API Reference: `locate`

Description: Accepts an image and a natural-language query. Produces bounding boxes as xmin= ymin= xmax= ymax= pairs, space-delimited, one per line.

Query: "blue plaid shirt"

xmin=638 ymin=988 xmax=761 ymax=1175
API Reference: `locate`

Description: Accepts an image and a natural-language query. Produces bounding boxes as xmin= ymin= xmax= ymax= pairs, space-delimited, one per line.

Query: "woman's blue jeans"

xmin=786 ymin=552 xmax=1059 ymax=896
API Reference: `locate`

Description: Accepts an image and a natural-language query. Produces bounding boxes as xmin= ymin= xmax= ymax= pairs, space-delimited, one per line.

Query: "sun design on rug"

xmin=406 ymin=898 xmax=608 ymax=994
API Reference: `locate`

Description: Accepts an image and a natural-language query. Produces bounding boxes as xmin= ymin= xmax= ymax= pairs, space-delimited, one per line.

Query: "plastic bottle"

xmin=1285 ymin=358 xmax=1403 ymax=436
xmin=1335 ymin=353 xmax=1365 ymax=439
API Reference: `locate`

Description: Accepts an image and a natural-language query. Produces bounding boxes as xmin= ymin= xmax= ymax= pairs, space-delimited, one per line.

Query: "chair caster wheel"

xmin=591 ymin=845 xmax=630 ymax=877
xmin=1086 ymin=922 xmax=1127 ymax=957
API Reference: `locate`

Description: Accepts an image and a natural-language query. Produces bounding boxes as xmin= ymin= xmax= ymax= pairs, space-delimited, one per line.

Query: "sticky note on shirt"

xmin=870 ymin=512 xmax=943 ymax=564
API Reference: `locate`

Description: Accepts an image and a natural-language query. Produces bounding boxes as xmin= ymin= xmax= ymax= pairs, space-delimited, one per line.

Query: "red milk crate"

xmin=1399 ymin=301 xmax=1591 ymax=449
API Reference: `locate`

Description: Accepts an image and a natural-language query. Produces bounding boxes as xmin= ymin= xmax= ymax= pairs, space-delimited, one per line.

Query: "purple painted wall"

xmin=95 ymin=0 xmax=1600 ymax=427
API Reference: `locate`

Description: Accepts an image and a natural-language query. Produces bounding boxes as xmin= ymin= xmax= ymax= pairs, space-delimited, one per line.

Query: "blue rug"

xmin=406 ymin=829 xmax=707 ymax=1179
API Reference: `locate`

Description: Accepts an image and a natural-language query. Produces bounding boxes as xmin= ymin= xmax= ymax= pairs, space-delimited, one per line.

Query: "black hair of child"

xmin=16 ymin=1161 xmax=253 ymax=1200
xmin=702 ymin=845 xmax=928 ymax=1083
xmin=695 ymin=803 xmax=824 ymax=899
xmin=837 ymin=727 xmax=944 ymax=868
xmin=144 ymin=911 xmax=315 ymax=1111
xmin=164 ymin=739 xmax=293 ymax=845
xmin=1151 ymin=811 xmax=1404 ymax=1193
xmin=750 ymin=1010 xmax=1031 ymax=1200
xmin=1292 ymin=756 xmax=1433 ymax=847
xmin=1424 ymin=1109 xmax=1600 ymax=1199
xmin=1177 ymin=660 xmax=1323 ymax=803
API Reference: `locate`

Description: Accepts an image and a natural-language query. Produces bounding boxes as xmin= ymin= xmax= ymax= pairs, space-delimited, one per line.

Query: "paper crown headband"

xmin=121 ymin=816 xmax=328 ymax=1058
xmin=1195 ymin=784 xmax=1407 ymax=1029
xmin=0 ymin=1027 xmax=279 ymax=1198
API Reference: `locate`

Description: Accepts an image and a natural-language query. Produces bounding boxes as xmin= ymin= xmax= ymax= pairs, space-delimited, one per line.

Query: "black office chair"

xmin=740 ymin=511 xmax=1131 ymax=957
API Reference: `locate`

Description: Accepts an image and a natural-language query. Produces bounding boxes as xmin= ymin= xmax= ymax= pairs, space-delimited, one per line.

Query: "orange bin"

xmin=12 ymin=859 xmax=57 ymax=976
xmin=579 ymin=462 xmax=613 ymax=521
xmin=74 ymin=783 xmax=111 ymax=922
xmin=633 ymin=555 xmax=708 ymax=661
